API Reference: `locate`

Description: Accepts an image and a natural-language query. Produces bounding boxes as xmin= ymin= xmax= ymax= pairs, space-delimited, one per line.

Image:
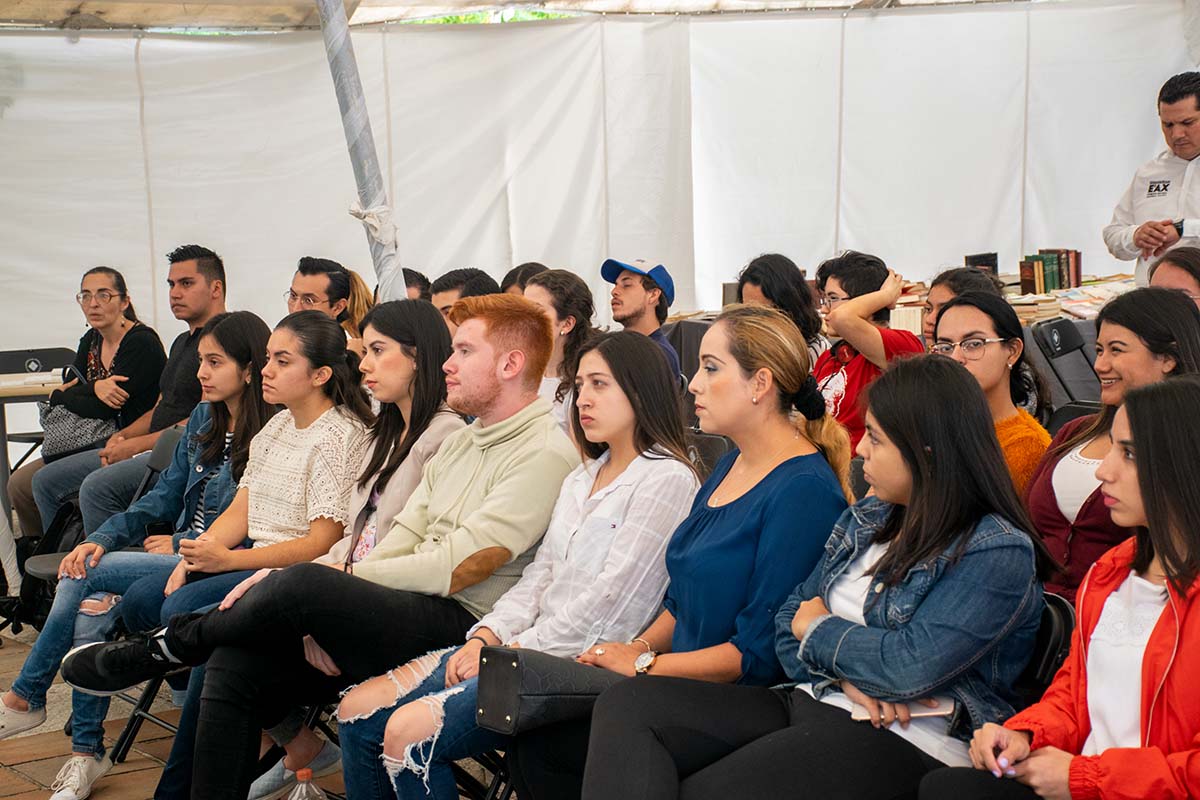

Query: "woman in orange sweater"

xmin=920 ymin=374 xmax=1200 ymax=800
xmin=932 ymin=292 xmax=1051 ymax=495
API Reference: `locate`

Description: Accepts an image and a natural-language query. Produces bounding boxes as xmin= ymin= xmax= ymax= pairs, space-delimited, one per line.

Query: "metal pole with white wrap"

xmin=314 ymin=0 xmax=405 ymax=301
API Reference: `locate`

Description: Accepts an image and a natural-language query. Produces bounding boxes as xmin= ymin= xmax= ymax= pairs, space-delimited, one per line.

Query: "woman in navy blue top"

xmin=663 ymin=449 xmax=847 ymax=685
xmin=509 ymin=304 xmax=854 ymax=800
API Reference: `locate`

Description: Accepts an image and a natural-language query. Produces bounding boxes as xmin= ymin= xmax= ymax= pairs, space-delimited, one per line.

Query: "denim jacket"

xmin=773 ymin=497 xmax=1043 ymax=740
xmin=86 ymin=403 xmax=236 ymax=554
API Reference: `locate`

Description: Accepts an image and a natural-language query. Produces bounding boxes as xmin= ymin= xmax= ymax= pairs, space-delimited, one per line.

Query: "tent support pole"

xmin=314 ymin=0 xmax=398 ymax=291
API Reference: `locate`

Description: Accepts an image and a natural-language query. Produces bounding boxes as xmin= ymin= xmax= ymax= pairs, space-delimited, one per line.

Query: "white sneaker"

xmin=0 ymin=698 xmax=45 ymax=739
xmin=49 ymin=754 xmax=113 ymax=800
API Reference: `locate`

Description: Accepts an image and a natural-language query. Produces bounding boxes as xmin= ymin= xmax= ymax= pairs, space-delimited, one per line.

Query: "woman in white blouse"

xmin=335 ymin=330 xmax=700 ymax=800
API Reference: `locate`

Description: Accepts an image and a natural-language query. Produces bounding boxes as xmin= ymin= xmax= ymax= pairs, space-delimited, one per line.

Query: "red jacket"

xmin=1024 ymin=416 xmax=1135 ymax=601
xmin=1005 ymin=538 xmax=1200 ymax=800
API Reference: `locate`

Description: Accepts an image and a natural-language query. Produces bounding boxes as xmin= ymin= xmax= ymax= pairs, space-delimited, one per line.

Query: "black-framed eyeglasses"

xmin=929 ymin=338 xmax=1007 ymax=360
xmin=76 ymin=290 xmax=124 ymax=305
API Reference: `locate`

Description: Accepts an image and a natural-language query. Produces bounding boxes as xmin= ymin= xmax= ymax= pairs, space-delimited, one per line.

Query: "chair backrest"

xmin=685 ymin=430 xmax=733 ymax=481
xmin=1013 ymin=592 xmax=1076 ymax=709
xmin=1046 ymin=401 xmax=1102 ymax=437
xmin=0 ymin=347 xmax=76 ymax=375
xmin=849 ymin=456 xmax=869 ymax=502
xmin=131 ymin=425 xmax=186 ymax=503
xmin=1032 ymin=318 xmax=1101 ymax=405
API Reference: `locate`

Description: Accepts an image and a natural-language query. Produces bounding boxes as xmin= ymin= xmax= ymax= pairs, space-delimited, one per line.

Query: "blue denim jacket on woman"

xmin=85 ymin=402 xmax=236 ymax=553
xmin=773 ymin=496 xmax=1043 ymax=740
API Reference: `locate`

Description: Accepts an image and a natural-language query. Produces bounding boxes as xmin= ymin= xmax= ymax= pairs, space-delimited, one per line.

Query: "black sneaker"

xmin=61 ymin=632 xmax=176 ymax=696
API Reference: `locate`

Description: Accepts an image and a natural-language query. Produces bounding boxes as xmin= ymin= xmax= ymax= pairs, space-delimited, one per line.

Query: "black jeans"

xmin=164 ymin=562 xmax=479 ymax=800
xmin=581 ymin=677 xmax=946 ymax=800
xmin=918 ymin=768 xmax=1041 ymax=799
xmin=509 ymin=717 xmax=593 ymax=800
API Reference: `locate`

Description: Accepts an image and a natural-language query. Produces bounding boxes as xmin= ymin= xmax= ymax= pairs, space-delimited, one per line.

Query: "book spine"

xmin=1019 ymin=259 xmax=1036 ymax=294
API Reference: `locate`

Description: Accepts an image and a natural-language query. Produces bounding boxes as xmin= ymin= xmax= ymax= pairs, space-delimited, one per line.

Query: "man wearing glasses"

xmin=31 ymin=245 xmax=226 ymax=537
xmin=812 ymin=251 xmax=923 ymax=450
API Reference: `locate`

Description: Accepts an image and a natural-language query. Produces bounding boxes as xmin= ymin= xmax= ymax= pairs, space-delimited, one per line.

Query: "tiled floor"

xmin=0 ymin=633 xmax=347 ymax=799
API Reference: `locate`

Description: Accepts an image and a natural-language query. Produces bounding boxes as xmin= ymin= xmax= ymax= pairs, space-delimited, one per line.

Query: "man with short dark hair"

xmin=286 ymin=257 xmax=351 ymax=323
xmin=1106 ymin=71 xmax=1200 ymax=285
xmin=430 ymin=268 xmax=501 ymax=332
xmin=601 ymin=258 xmax=681 ymax=377
xmin=812 ymin=251 xmax=923 ymax=449
xmin=32 ymin=245 xmax=227 ymax=534
xmin=402 ymin=268 xmax=431 ymax=301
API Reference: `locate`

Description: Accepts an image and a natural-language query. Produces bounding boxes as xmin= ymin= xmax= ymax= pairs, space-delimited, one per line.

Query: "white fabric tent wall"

xmin=0 ymin=0 xmax=1191 ymax=355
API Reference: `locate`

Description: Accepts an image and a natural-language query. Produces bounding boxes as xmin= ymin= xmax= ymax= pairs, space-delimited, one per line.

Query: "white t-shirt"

xmin=1081 ymin=573 xmax=1169 ymax=755
xmin=1051 ymin=442 xmax=1102 ymax=525
xmin=798 ymin=540 xmax=971 ymax=767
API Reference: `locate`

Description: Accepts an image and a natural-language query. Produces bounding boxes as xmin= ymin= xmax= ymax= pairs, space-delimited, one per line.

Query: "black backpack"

xmin=7 ymin=498 xmax=86 ymax=633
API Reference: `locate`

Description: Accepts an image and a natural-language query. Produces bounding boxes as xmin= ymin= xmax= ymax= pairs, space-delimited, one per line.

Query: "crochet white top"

xmin=239 ymin=406 xmax=371 ymax=548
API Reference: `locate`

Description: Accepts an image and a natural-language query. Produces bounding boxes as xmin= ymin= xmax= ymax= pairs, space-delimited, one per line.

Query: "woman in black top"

xmin=6 ymin=267 xmax=165 ymax=566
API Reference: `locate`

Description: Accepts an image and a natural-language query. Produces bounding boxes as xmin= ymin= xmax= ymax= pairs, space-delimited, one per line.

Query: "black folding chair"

xmin=0 ymin=348 xmax=76 ymax=470
xmin=1012 ymin=592 xmax=1075 ymax=710
xmin=1032 ymin=318 xmax=1100 ymax=405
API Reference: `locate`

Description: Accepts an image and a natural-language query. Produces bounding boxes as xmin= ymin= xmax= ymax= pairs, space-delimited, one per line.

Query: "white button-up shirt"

xmin=1105 ymin=150 xmax=1200 ymax=284
xmin=471 ymin=450 xmax=699 ymax=657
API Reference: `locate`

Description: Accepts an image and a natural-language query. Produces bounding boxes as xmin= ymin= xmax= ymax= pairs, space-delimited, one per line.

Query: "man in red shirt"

xmin=812 ymin=251 xmax=924 ymax=448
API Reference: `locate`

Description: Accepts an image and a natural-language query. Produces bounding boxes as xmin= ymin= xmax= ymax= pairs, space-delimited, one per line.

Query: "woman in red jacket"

xmin=1024 ymin=287 xmax=1200 ymax=601
xmin=920 ymin=374 xmax=1200 ymax=800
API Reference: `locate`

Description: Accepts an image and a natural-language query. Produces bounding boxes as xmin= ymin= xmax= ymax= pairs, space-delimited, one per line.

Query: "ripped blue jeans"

xmin=338 ymin=648 xmax=507 ymax=800
xmin=10 ymin=551 xmax=180 ymax=755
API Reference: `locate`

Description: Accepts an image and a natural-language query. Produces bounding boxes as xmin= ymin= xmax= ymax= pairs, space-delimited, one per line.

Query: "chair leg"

xmin=110 ymin=676 xmax=174 ymax=763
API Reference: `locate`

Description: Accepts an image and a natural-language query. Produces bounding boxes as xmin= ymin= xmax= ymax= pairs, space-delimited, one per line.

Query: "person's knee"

xmin=592 ymin=677 xmax=643 ymax=728
xmin=381 ymin=701 xmax=440 ymax=758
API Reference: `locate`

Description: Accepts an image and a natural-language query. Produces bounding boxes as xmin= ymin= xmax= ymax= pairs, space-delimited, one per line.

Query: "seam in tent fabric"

xmin=599 ymin=19 xmax=612 ymax=257
xmin=134 ymin=35 xmax=160 ymax=329
xmin=833 ymin=12 xmax=846 ymax=254
xmin=1019 ymin=6 xmax=1031 ymax=257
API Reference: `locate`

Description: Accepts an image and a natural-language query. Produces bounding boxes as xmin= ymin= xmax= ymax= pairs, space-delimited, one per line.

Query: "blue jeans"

xmin=10 ymin=550 xmax=179 ymax=755
xmin=118 ymin=565 xmax=254 ymax=633
xmin=339 ymin=649 xmax=506 ymax=800
xmin=31 ymin=450 xmax=151 ymax=534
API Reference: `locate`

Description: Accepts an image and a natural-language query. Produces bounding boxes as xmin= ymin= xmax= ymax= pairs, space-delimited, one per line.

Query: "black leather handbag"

xmin=474 ymin=646 xmax=625 ymax=735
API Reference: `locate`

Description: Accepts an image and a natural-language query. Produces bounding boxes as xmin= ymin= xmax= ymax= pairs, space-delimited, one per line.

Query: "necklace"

xmin=710 ymin=428 xmax=801 ymax=506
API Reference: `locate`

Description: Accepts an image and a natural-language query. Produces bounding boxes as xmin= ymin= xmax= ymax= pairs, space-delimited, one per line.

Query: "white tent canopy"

xmin=0 ymin=0 xmax=1193 ymax=353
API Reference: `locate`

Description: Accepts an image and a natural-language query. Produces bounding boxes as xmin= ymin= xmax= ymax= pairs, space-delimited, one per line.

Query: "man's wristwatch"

xmin=633 ymin=650 xmax=658 ymax=675
xmin=1175 ymin=219 xmax=1185 ymax=238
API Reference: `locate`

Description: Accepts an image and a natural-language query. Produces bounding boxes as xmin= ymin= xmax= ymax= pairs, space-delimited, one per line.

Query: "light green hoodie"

xmin=353 ymin=397 xmax=579 ymax=618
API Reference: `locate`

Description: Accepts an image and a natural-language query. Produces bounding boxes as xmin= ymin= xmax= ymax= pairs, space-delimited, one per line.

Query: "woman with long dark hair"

xmin=933 ymin=291 xmax=1052 ymax=493
xmin=507 ymin=305 xmax=853 ymax=799
xmin=580 ymin=355 xmax=1051 ymax=799
xmin=524 ymin=269 xmax=597 ymax=431
xmin=0 ymin=311 xmax=274 ymax=798
xmin=334 ymin=331 xmax=699 ymax=799
xmin=1025 ymin=287 xmax=1200 ymax=600
xmin=7 ymin=266 xmax=166 ymax=554
xmin=921 ymin=375 xmax=1200 ymax=800
xmin=737 ymin=253 xmax=829 ymax=365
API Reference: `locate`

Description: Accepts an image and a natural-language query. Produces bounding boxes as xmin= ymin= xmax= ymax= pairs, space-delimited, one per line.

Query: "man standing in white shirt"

xmin=1105 ymin=72 xmax=1200 ymax=285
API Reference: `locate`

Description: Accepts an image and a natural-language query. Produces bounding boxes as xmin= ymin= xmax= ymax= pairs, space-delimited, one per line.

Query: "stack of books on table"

xmin=1019 ymin=249 xmax=1082 ymax=293
xmin=1008 ymin=294 xmax=1064 ymax=326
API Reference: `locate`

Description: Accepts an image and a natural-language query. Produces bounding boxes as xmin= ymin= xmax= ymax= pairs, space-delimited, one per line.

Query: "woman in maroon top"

xmin=1025 ymin=287 xmax=1200 ymax=601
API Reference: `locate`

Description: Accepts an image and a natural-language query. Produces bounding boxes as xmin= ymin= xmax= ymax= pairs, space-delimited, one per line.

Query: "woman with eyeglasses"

xmin=931 ymin=292 xmax=1051 ymax=495
xmin=6 ymin=267 xmax=166 ymax=588
xmin=1024 ymin=287 xmax=1200 ymax=602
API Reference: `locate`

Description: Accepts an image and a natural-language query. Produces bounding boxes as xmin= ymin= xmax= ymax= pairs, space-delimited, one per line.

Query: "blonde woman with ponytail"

xmin=508 ymin=303 xmax=852 ymax=800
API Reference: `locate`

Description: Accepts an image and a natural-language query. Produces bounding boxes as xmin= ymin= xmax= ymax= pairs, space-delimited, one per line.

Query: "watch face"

xmin=634 ymin=651 xmax=654 ymax=671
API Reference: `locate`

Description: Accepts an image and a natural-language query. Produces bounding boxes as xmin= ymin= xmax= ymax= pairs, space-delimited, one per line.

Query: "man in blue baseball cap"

xmin=601 ymin=258 xmax=681 ymax=378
